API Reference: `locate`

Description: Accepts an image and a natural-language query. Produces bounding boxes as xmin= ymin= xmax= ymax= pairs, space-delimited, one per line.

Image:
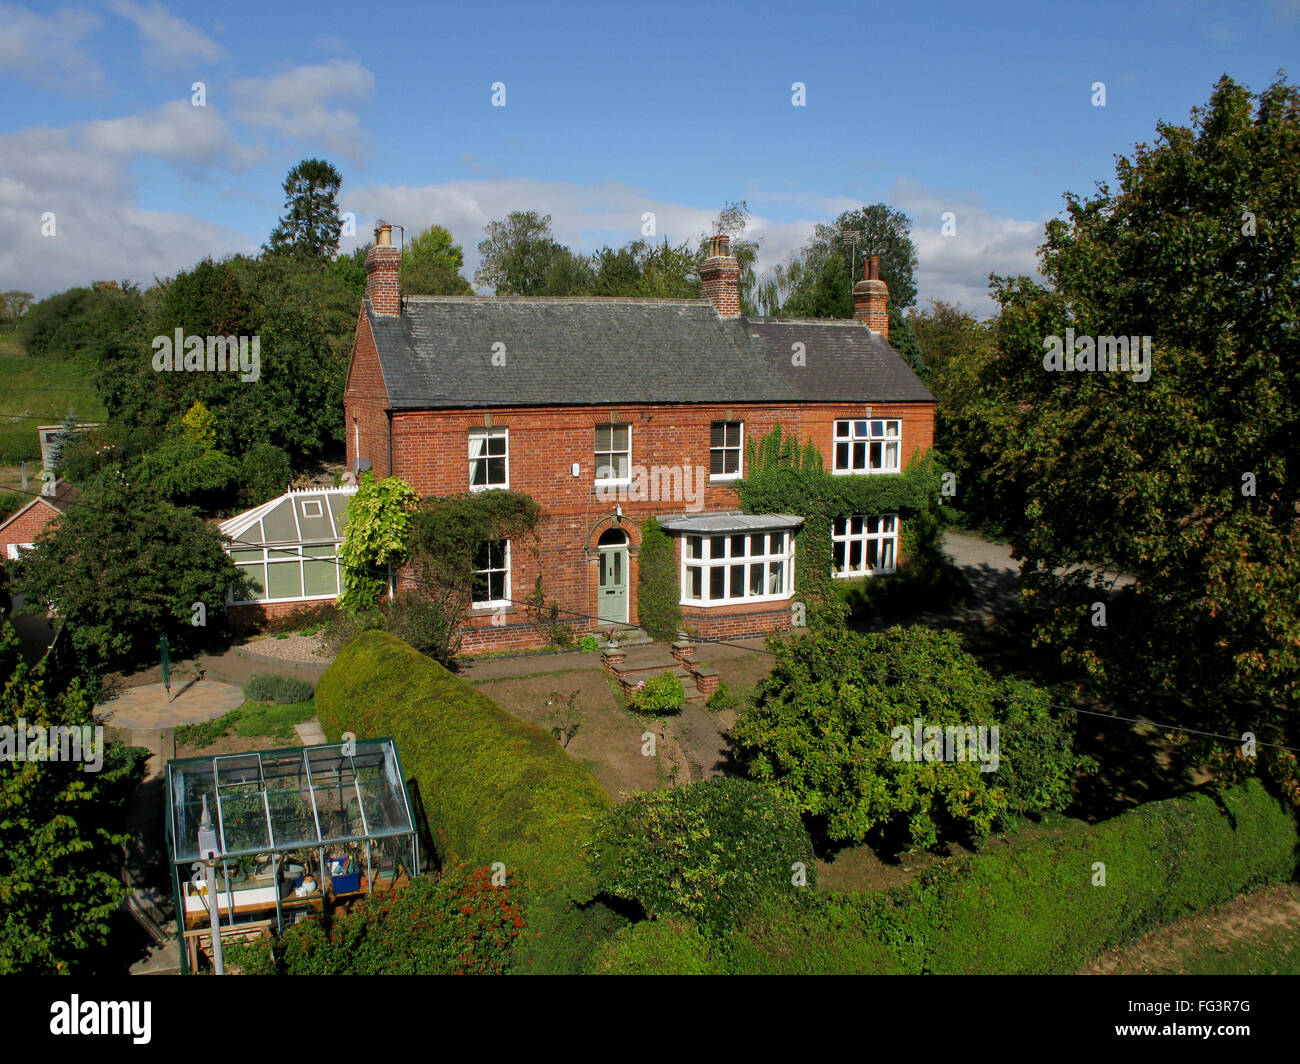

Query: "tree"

xmin=758 ymin=204 xmax=919 ymax=317
xmin=732 ymin=626 xmax=1088 ymax=851
xmin=0 ymin=623 xmax=147 ymax=974
xmin=17 ymin=284 xmax=146 ymax=364
xmin=969 ymin=75 xmax=1300 ymax=781
xmin=588 ymin=777 xmax=815 ymax=934
xmin=906 ymin=300 xmax=996 ymax=459
xmin=13 ymin=471 xmax=242 ymax=674
xmin=238 ymin=442 xmax=292 ymax=506
xmin=0 ymin=290 xmax=33 ymax=324
xmin=265 ymin=159 xmax=344 ymax=263
xmin=401 ymin=225 xmax=472 ymax=295
xmin=474 ymin=210 xmax=590 ymax=296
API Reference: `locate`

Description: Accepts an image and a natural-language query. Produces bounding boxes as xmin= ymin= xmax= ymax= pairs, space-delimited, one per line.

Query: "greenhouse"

xmin=165 ymin=738 xmax=421 ymax=973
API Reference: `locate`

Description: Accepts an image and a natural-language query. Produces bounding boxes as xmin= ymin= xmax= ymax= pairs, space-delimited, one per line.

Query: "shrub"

xmin=732 ymin=625 xmax=1090 ymax=851
xmin=589 ymin=777 xmax=816 ymax=935
xmin=222 ymin=863 xmax=525 ymax=975
xmin=583 ymin=918 xmax=723 ymax=975
xmin=314 ymin=631 xmax=616 ymax=973
xmin=705 ymin=681 xmax=746 ymax=712
xmin=244 ymin=674 xmax=314 ymax=704
xmin=384 ymin=591 xmax=460 ymax=669
xmin=627 ymin=672 xmax=685 ymax=716
xmin=238 ymin=443 xmax=292 ymax=506
xmin=578 ymin=635 xmax=600 ymax=653
xmin=0 ymin=493 xmax=23 ymax=524
xmin=724 ymin=779 xmax=1299 ymax=974
xmin=636 ymin=518 xmax=682 ymax=642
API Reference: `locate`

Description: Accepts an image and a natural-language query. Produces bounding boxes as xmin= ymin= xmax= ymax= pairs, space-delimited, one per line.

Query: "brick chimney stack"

xmin=853 ymin=255 xmax=889 ymax=338
xmin=365 ymin=221 xmax=401 ymax=316
xmin=700 ymin=234 xmax=741 ymax=318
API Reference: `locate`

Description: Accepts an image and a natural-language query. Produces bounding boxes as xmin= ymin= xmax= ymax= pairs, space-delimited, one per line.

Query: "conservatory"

xmin=165 ymin=738 xmax=421 ymax=972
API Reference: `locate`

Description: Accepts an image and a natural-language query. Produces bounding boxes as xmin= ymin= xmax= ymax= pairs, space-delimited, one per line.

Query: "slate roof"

xmin=657 ymin=513 xmax=805 ymax=534
xmin=366 ymin=297 xmax=934 ymax=409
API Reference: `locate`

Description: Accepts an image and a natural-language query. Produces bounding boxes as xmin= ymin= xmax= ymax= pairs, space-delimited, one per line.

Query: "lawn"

xmin=0 ymin=330 xmax=107 ymax=474
xmin=175 ymin=699 xmax=317 ymax=755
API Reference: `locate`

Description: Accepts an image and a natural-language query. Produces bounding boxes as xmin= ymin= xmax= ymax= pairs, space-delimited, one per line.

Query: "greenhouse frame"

xmin=165 ymin=738 xmax=421 ymax=973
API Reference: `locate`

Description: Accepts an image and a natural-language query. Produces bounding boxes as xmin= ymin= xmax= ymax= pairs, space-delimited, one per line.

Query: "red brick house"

xmin=343 ymin=223 xmax=935 ymax=652
xmin=0 ymin=480 xmax=79 ymax=562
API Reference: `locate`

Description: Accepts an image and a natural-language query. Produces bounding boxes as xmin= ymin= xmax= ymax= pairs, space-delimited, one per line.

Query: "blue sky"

xmin=2 ymin=0 xmax=1298 ymax=314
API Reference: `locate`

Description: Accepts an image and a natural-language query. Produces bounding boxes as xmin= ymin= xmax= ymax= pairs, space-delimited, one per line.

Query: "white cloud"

xmin=83 ymin=99 xmax=261 ymax=169
xmin=232 ymin=61 xmax=375 ymax=161
xmin=0 ymin=118 xmax=256 ymax=297
xmin=0 ymin=3 xmax=102 ymax=90
xmin=889 ymin=179 xmax=1047 ymax=316
xmin=341 ymin=177 xmax=1046 ymax=316
xmin=107 ymin=0 xmax=226 ymax=68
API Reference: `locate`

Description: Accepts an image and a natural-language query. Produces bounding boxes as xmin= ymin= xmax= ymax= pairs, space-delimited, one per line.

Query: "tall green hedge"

xmin=724 ymin=779 xmax=1297 ymax=974
xmin=600 ymin=779 xmax=1298 ymax=974
xmin=636 ymin=518 xmax=682 ymax=642
xmin=314 ymin=630 xmax=619 ymax=973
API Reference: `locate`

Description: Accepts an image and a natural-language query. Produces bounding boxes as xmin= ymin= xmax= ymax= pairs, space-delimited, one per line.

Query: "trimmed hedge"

xmin=584 ymin=918 xmax=724 ymax=975
xmin=725 ymin=779 xmax=1298 ymax=974
xmin=314 ymin=630 xmax=617 ymax=973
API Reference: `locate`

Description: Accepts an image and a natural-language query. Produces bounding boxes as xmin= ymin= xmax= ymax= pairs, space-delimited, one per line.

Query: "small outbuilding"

xmin=165 ymin=737 xmax=420 ymax=973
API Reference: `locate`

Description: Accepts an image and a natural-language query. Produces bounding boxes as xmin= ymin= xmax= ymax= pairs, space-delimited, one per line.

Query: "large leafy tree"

xmin=402 ymin=225 xmax=473 ymax=295
xmin=758 ymin=204 xmax=919 ymax=316
xmin=732 ymin=625 xmax=1087 ymax=851
xmin=265 ymin=158 xmax=344 ymax=263
xmin=0 ymin=624 xmax=147 ymax=974
xmin=968 ymin=75 xmax=1300 ymax=776
xmin=13 ymin=471 xmax=242 ymax=674
xmin=757 ymin=204 xmax=922 ymax=368
xmin=906 ymin=300 xmax=996 ymax=468
xmin=0 ymin=290 xmax=33 ymax=324
xmin=95 ymin=254 xmax=354 ymax=465
xmin=475 ymin=210 xmax=590 ymax=295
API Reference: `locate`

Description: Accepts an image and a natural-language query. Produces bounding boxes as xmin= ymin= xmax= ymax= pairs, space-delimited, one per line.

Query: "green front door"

xmin=598 ymin=545 xmax=628 ymax=624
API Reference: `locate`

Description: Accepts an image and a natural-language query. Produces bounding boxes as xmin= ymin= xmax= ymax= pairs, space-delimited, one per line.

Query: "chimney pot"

xmin=365 ymin=222 xmax=402 ymax=315
xmin=701 ymin=233 xmax=741 ymax=318
xmin=853 ymin=256 xmax=889 ymax=338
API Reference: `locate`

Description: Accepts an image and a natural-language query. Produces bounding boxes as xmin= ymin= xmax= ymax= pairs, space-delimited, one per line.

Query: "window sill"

xmin=680 ymin=593 xmax=793 ymax=608
xmin=468 ymin=603 xmax=516 ymax=616
xmin=830 ymin=468 xmax=901 ymax=477
xmin=708 ymin=474 xmax=742 ymax=482
xmin=468 ymin=483 xmax=509 ymax=493
xmin=832 ymin=569 xmax=897 ymax=580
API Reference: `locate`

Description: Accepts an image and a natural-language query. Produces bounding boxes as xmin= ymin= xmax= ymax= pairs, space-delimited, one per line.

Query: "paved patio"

xmin=95 ymin=679 xmax=244 ymax=730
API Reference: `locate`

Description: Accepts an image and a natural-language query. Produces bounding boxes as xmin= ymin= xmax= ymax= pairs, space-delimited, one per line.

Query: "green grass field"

xmin=0 ymin=329 xmax=107 ymax=474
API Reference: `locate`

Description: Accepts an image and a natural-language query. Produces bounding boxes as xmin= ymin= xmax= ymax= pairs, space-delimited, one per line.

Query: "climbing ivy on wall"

xmin=735 ymin=424 xmax=943 ymax=622
xmin=637 ymin=518 xmax=684 ymax=641
xmin=338 ymin=472 xmax=419 ymax=612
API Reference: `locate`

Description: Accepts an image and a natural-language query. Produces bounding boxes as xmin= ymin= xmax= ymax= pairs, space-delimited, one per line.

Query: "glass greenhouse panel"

xmin=261 ymin=503 xmax=298 ymax=543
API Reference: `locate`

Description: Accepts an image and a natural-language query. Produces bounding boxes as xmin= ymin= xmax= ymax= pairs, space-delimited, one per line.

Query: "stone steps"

xmin=602 ymin=638 xmax=719 ymax=704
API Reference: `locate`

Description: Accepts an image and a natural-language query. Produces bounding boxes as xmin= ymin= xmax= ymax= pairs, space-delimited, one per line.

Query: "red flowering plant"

xmin=264 ymin=860 xmax=527 ymax=975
